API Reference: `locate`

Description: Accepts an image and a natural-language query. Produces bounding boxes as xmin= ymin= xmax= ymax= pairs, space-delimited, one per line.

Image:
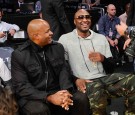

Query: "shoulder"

xmin=12 ymin=41 xmax=30 ymax=58
xmin=51 ymin=41 xmax=64 ymax=49
xmin=59 ymin=30 xmax=76 ymax=43
xmin=92 ymin=30 xmax=106 ymax=39
xmin=114 ymin=16 xmax=120 ymax=22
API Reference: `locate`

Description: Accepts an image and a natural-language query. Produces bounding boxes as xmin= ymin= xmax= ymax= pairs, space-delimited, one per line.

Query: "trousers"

xmin=86 ymin=73 xmax=135 ymax=115
xmin=20 ymin=91 xmax=90 ymax=115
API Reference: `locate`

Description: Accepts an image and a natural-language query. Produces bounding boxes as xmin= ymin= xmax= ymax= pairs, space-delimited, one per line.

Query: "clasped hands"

xmin=47 ymin=90 xmax=73 ymax=111
xmin=0 ymin=29 xmax=16 ymax=38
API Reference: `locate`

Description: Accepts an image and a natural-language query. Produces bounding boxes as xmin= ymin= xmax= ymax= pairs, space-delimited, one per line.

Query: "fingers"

xmin=89 ymin=52 xmax=104 ymax=62
xmin=123 ymin=39 xmax=131 ymax=49
xmin=61 ymin=95 xmax=73 ymax=111
xmin=77 ymin=87 xmax=86 ymax=93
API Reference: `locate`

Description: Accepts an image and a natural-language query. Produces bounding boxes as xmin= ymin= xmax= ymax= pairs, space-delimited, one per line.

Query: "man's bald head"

xmin=107 ymin=4 xmax=115 ymax=10
xmin=107 ymin=4 xmax=116 ymax=17
xmin=27 ymin=19 xmax=53 ymax=47
xmin=27 ymin=19 xmax=48 ymax=40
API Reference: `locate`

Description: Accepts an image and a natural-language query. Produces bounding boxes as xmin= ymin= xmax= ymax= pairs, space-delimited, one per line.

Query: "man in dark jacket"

xmin=11 ymin=19 xmax=90 ymax=115
xmin=40 ymin=0 xmax=72 ymax=41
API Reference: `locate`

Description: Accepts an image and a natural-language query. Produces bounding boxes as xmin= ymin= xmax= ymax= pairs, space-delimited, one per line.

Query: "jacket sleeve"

xmin=11 ymin=50 xmax=48 ymax=101
xmin=102 ymin=57 xmax=115 ymax=74
xmin=98 ymin=16 xmax=107 ymax=36
xmin=58 ymin=44 xmax=74 ymax=92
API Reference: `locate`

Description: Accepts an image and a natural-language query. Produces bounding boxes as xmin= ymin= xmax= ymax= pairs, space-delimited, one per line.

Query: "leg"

xmin=20 ymin=101 xmax=51 ymax=115
xmin=106 ymin=73 xmax=135 ymax=114
xmin=70 ymin=91 xmax=91 ymax=115
xmin=86 ymin=80 xmax=108 ymax=115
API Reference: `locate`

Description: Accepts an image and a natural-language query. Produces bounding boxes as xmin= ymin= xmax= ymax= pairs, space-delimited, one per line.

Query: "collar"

xmin=29 ymin=40 xmax=57 ymax=52
xmin=106 ymin=14 xmax=115 ymax=20
xmin=74 ymin=29 xmax=94 ymax=40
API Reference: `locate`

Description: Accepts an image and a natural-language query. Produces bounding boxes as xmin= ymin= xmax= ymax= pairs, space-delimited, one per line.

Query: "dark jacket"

xmin=11 ymin=40 xmax=73 ymax=107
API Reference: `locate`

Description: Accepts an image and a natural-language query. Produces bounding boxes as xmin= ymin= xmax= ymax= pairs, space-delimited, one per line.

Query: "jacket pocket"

xmin=49 ymin=58 xmax=63 ymax=75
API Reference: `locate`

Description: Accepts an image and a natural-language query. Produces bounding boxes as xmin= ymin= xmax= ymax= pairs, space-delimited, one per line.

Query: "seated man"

xmin=11 ymin=19 xmax=90 ymax=115
xmin=0 ymin=8 xmax=20 ymax=44
xmin=98 ymin=4 xmax=122 ymax=65
xmin=59 ymin=9 xmax=135 ymax=115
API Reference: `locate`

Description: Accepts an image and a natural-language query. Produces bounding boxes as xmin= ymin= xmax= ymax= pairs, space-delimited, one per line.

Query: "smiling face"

xmin=74 ymin=9 xmax=91 ymax=35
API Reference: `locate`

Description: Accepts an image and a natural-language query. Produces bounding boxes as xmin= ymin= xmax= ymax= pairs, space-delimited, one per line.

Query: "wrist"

xmin=124 ymin=28 xmax=128 ymax=36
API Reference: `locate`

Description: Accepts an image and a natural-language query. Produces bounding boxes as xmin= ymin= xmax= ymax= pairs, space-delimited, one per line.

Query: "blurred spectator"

xmin=35 ymin=0 xmax=41 ymax=13
xmin=0 ymin=8 xmax=20 ymax=43
xmin=40 ymin=0 xmax=72 ymax=41
xmin=119 ymin=2 xmax=130 ymax=24
xmin=98 ymin=4 xmax=121 ymax=65
xmin=126 ymin=0 xmax=135 ymax=26
xmin=13 ymin=0 xmax=24 ymax=13
xmin=82 ymin=0 xmax=100 ymax=7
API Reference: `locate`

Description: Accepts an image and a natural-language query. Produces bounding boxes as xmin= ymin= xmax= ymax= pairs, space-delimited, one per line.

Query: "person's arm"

xmin=98 ymin=16 xmax=107 ymax=36
xmin=11 ymin=50 xmax=48 ymax=101
xmin=5 ymin=22 xmax=20 ymax=32
xmin=90 ymin=0 xmax=100 ymax=6
xmin=102 ymin=57 xmax=115 ymax=74
xmin=58 ymin=44 xmax=74 ymax=92
xmin=4 ymin=22 xmax=20 ymax=36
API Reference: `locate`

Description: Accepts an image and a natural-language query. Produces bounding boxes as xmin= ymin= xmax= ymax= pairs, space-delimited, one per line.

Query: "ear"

xmin=32 ymin=33 xmax=39 ymax=41
xmin=74 ymin=19 xmax=76 ymax=25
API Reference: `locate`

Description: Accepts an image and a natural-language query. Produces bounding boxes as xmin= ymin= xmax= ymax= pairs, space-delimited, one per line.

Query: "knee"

xmin=73 ymin=91 xmax=89 ymax=104
xmin=21 ymin=101 xmax=50 ymax=115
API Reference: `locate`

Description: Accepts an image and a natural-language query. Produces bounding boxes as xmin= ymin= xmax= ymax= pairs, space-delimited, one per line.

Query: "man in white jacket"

xmin=0 ymin=8 xmax=20 ymax=43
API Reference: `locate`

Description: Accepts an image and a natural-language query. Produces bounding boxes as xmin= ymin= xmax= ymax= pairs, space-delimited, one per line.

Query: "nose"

xmin=50 ymin=31 xmax=53 ymax=35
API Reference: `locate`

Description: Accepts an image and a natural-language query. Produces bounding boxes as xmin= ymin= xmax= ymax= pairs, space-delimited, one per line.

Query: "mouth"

xmin=81 ymin=23 xmax=90 ymax=28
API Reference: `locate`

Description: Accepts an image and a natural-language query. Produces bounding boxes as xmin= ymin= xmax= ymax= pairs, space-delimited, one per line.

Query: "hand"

xmin=9 ymin=29 xmax=16 ymax=36
xmin=0 ymin=32 xmax=5 ymax=38
xmin=47 ymin=90 xmax=73 ymax=110
xmin=89 ymin=52 xmax=104 ymax=62
xmin=108 ymin=39 xmax=115 ymax=46
xmin=16 ymin=9 xmax=20 ymax=12
xmin=123 ymin=38 xmax=131 ymax=50
xmin=75 ymin=79 xmax=92 ymax=93
xmin=116 ymin=21 xmax=128 ymax=36
xmin=114 ymin=39 xmax=118 ymax=45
